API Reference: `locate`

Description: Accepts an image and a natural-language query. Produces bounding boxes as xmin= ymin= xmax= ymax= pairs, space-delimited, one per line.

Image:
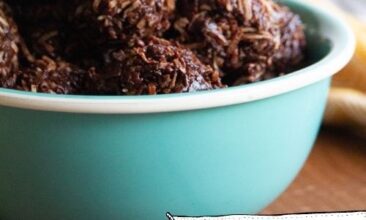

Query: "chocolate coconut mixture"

xmin=0 ymin=0 xmax=306 ymax=95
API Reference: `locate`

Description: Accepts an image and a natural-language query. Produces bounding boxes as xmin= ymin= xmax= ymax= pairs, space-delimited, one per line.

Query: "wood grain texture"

xmin=263 ymin=128 xmax=366 ymax=214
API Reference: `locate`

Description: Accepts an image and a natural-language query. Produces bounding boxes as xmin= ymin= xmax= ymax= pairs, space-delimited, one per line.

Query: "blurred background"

xmin=332 ymin=0 xmax=366 ymax=22
xmin=320 ymin=0 xmax=366 ymax=134
xmin=263 ymin=0 xmax=366 ymax=214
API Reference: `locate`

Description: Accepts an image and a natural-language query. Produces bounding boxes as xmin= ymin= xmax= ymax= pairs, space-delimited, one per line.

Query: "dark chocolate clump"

xmin=97 ymin=0 xmax=175 ymax=40
xmin=73 ymin=0 xmax=176 ymax=41
xmin=96 ymin=37 xmax=223 ymax=95
xmin=172 ymin=0 xmax=306 ymax=85
xmin=0 ymin=2 xmax=20 ymax=88
xmin=15 ymin=56 xmax=87 ymax=94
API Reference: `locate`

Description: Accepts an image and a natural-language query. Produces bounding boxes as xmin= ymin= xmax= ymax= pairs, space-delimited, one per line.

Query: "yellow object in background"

xmin=332 ymin=8 xmax=366 ymax=94
xmin=307 ymin=0 xmax=366 ymax=131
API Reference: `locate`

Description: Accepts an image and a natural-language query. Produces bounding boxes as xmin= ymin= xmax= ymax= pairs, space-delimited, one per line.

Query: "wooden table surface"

xmin=263 ymin=127 xmax=366 ymax=214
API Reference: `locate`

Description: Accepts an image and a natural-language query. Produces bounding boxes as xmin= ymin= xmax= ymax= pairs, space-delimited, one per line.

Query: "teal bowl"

xmin=0 ymin=1 xmax=355 ymax=220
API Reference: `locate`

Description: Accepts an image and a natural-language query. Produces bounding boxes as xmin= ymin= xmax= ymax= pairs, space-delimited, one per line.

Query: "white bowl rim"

xmin=0 ymin=0 xmax=356 ymax=114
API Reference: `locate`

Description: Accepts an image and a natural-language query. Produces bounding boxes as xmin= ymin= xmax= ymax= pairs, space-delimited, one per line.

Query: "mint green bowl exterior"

xmin=0 ymin=1 xmax=355 ymax=220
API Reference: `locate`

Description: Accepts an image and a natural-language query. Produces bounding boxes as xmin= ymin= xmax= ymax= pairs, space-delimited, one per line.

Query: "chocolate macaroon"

xmin=15 ymin=56 xmax=87 ymax=94
xmin=74 ymin=0 xmax=176 ymax=41
xmin=173 ymin=0 xmax=306 ymax=85
xmin=0 ymin=1 xmax=20 ymax=88
xmin=101 ymin=37 xmax=223 ymax=95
